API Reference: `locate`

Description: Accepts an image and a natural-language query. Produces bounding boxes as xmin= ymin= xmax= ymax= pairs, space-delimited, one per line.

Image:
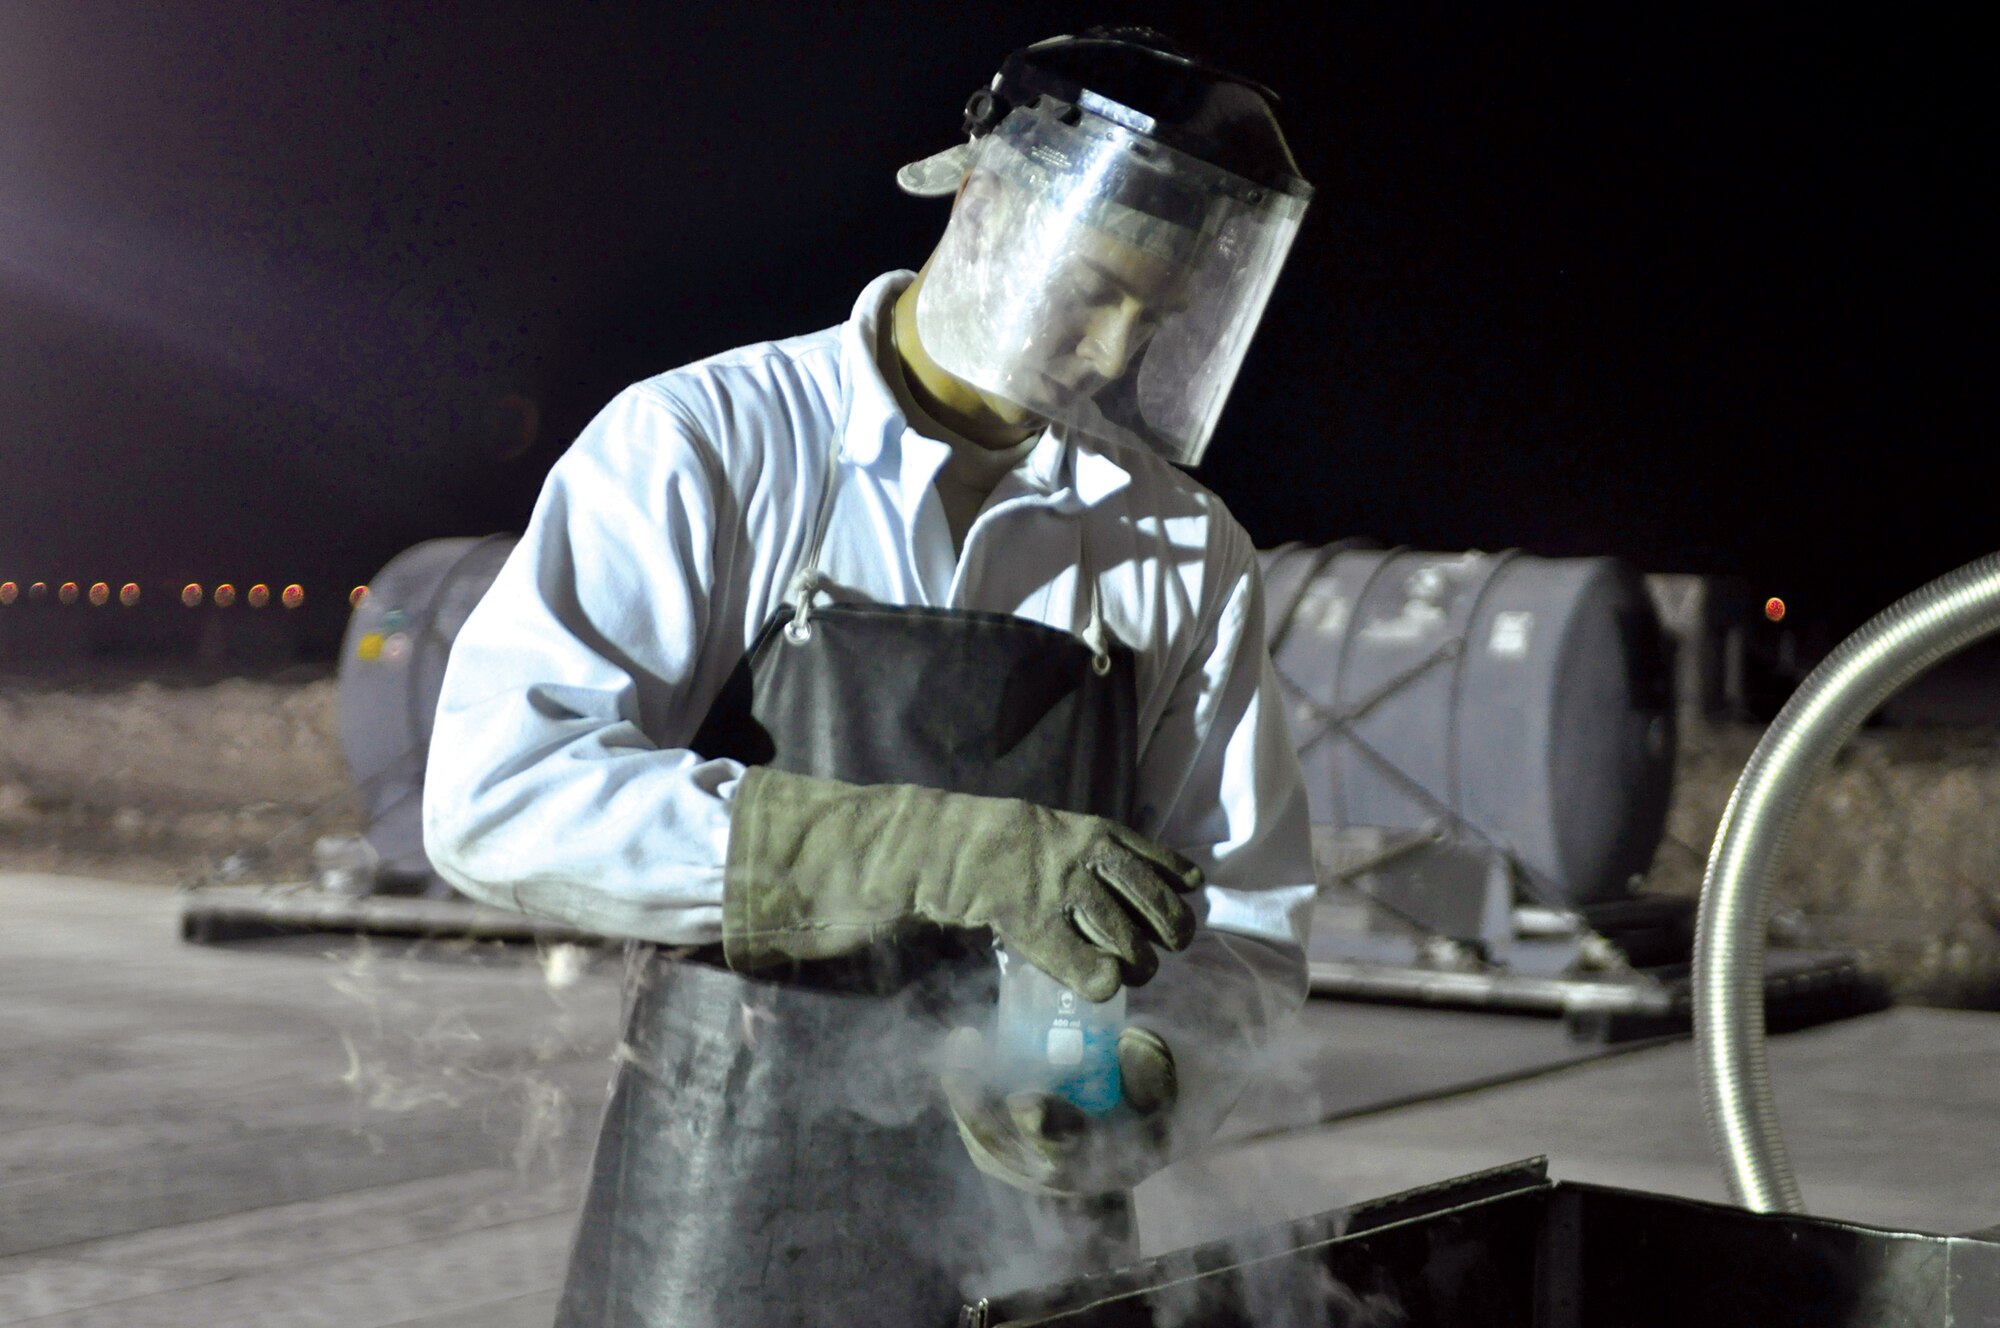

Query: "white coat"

xmin=423 ymin=271 xmax=1317 ymax=1154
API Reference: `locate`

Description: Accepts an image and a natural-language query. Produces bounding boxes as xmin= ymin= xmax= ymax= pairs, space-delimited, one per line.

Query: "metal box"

xmin=960 ymin=1159 xmax=2000 ymax=1327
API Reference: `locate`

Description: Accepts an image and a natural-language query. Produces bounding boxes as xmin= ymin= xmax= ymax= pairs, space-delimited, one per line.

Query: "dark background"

xmin=0 ymin=2 xmax=1988 ymax=667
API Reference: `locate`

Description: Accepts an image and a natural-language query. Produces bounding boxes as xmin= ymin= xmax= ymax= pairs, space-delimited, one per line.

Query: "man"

xmin=423 ymin=26 xmax=1316 ymax=1327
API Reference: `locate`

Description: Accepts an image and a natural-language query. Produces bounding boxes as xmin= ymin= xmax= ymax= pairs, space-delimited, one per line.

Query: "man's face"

xmin=1029 ymin=222 xmax=1192 ymax=403
xmin=916 ymin=167 xmax=1202 ymax=432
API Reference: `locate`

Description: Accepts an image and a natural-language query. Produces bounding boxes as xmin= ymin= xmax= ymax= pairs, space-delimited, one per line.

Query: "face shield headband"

xmin=914 ymin=102 xmax=1308 ymax=467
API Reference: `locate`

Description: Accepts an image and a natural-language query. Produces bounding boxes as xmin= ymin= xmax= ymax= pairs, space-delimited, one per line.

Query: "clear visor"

xmin=915 ymin=103 xmax=1309 ymax=466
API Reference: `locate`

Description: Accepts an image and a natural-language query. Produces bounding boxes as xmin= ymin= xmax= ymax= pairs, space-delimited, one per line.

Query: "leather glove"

xmin=723 ymin=767 xmax=1202 ymax=1000
xmin=942 ymin=1023 xmax=1178 ymax=1197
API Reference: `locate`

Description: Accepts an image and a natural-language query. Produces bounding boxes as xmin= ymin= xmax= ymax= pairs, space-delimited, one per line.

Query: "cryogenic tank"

xmin=337 ymin=535 xmax=518 ymax=885
xmin=1259 ymin=543 xmax=1675 ymax=906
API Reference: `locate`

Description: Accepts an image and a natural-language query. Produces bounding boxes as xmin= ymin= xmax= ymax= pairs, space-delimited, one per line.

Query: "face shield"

xmin=914 ymin=100 xmax=1309 ymax=467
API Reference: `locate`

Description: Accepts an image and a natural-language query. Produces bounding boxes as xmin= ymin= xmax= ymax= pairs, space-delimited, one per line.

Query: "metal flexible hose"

xmin=1695 ymin=552 xmax=2000 ymax=1212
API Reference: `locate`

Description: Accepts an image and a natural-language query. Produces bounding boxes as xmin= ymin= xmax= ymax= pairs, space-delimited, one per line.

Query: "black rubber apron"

xmin=554 ymin=439 xmax=1141 ymax=1328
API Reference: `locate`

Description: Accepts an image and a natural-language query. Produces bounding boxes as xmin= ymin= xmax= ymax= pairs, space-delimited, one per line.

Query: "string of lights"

xmin=0 ymin=582 xmax=368 ymax=608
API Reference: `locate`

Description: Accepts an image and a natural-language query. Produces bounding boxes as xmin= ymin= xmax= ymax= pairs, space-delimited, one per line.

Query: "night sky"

xmin=1 ymin=3 xmax=1988 ymax=657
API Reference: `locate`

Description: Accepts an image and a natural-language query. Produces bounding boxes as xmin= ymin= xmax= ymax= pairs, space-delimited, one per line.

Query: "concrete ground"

xmin=4 ymin=872 xmax=1998 ymax=1326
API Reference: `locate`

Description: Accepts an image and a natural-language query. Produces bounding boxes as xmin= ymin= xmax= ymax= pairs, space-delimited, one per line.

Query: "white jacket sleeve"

xmin=421 ymin=384 xmax=742 ymax=944
xmin=1126 ymin=522 xmax=1317 ymax=1157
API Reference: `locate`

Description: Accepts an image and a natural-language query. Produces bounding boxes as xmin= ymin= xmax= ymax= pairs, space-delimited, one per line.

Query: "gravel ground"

xmin=0 ymin=673 xmax=362 ymax=887
xmin=5 ymin=673 xmax=1997 ymax=1006
xmin=1645 ymin=717 xmax=2000 ymax=1008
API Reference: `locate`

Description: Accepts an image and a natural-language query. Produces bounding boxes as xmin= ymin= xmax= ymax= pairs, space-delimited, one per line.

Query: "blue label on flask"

xmin=1050 ymin=1023 xmax=1123 ymax=1116
xmin=992 ymin=943 xmax=1124 ymax=1116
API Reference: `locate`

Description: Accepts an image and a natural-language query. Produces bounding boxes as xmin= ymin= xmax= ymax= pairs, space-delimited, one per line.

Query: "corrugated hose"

xmin=1695 ymin=551 xmax=2000 ymax=1212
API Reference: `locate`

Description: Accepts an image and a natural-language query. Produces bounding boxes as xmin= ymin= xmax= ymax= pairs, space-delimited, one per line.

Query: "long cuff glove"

xmin=942 ymin=1024 xmax=1179 ymax=1197
xmin=723 ymin=767 xmax=1202 ymax=1000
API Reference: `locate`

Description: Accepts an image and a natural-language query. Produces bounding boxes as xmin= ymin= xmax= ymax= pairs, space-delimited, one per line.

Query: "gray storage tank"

xmin=337 ymin=535 xmax=518 ymax=888
xmin=1259 ymin=543 xmax=1676 ymax=907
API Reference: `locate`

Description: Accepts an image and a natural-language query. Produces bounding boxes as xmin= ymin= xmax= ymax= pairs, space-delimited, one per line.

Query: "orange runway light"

xmin=282 ymin=584 xmax=305 ymax=609
xmin=88 ymin=582 xmax=110 ymax=606
xmin=0 ymin=582 xmax=16 ymax=605
xmin=349 ymin=585 xmax=369 ymax=608
xmin=213 ymin=583 xmax=237 ymax=607
xmin=1765 ymin=597 xmax=1786 ymax=623
xmin=120 ymin=583 xmax=141 ymax=607
xmin=28 ymin=582 xmax=48 ymax=601
xmin=247 ymin=584 xmax=271 ymax=609
xmin=58 ymin=582 xmax=79 ymax=605
xmin=182 ymin=583 xmax=204 ymax=607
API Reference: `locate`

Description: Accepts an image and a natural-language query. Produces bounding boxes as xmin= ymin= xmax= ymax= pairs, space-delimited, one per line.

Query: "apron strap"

xmin=784 ymin=426 xmax=847 ymax=644
xmin=1078 ymin=518 xmax=1112 ymax=676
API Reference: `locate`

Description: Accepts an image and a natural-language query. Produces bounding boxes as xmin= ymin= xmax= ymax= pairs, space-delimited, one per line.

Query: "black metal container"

xmin=960 ymin=1159 xmax=2000 ymax=1327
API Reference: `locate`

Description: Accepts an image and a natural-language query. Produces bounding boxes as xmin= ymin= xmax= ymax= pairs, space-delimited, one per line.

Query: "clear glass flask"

xmin=993 ymin=941 xmax=1125 ymax=1115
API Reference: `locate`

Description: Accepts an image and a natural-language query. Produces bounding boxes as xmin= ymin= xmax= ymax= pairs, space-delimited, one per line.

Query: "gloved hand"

xmin=723 ymin=767 xmax=1202 ymax=1000
xmin=941 ymin=1023 xmax=1178 ymax=1197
